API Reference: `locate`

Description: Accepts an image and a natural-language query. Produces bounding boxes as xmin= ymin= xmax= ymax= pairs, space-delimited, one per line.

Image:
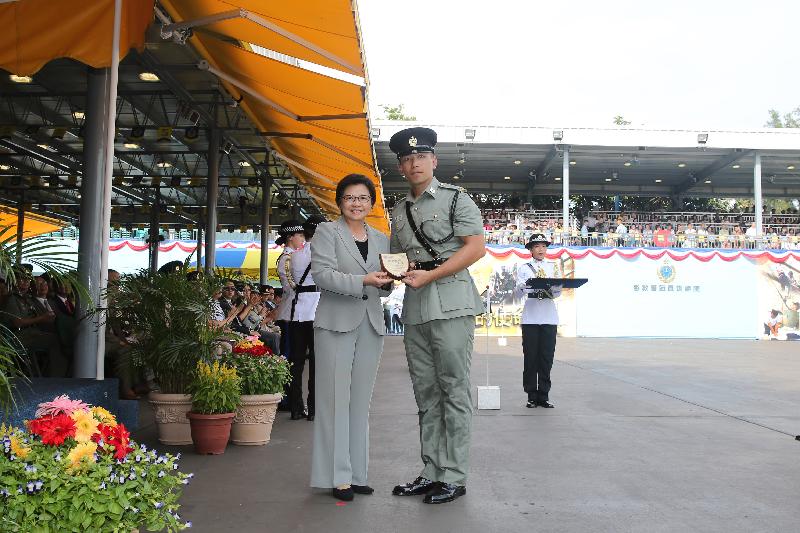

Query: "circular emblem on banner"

xmin=657 ymin=260 xmax=676 ymax=284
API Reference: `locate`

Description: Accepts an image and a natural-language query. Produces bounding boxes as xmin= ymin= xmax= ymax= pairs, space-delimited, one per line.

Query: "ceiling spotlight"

xmin=72 ymin=110 xmax=85 ymax=120
xmin=238 ymin=161 xmax=251 ymax=167
xmin=0 ymin=164 xmax=9 ymax=170
xmin=569 ymin=160 xmax=576 ymax=166
xmin=139 ymin=72 xmax=160 ymax=82
xmin=458 ymin=158 xmax=465 ymax=164
xmin=9 ymin=74 xmax=32 ymax=83
xmin=465 ymin=128 xmax=476 ymax=140
xmin=623 ymin=161 xmax=632 ymax=167
xmin=452 ymin=174 xmax=460 ymax=180
xmin=704 ymin=179 xmax=712 ymax=184
xmin=514 ymin=160 xmax=522 ymax=165
xmin=677 ymin=162 xmax=686 ymax=168
xmin=503 ymin=176 xmax=511 ymax=180
xmin=552 ymin=130 xmax=564 ymax=141
xmin=655 ymin=179 xmax=662 ymax=183
xmin=697 ymin=133 xmax=709 ymax=144
xmin=787 ymin=165 xmax=796 ymax=170
xmin=554 ymin=177 xmax=561 ymax=181
xmin=36 ymin=143 xmax=51 ymax=151
xmin=156 ymin=161 xmax=171 ymax=168
xmin=123 ymin=142 xmax=140 ymax=149
xmin=605 ymin=178 xmax=612 ymax=182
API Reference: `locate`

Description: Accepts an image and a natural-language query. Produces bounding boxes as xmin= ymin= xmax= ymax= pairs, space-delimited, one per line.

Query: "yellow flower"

xmin=70 ymin=409 xmax=100 ymax=443
xmin=9 ymin=435 xmax=30 ymax=460
xmin=91 ymin=406 xmax=117 ymax=427
xmin=65 ymin=442 xmax=97 ymax=471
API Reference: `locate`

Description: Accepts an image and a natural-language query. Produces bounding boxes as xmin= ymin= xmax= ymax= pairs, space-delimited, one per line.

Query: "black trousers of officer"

xmin=288 ymin=320 xmax=315 ymax=414
xmin=521 ymin=324 xmax=557 ymax=402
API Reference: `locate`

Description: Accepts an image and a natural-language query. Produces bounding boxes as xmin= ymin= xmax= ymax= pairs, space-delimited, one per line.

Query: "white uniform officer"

xmin=515 ymin=233 xmax=562 ymax=408
xmin=287 ymin=215 xmax=326 ymax=421
xmin=275 ymin=220 xmax=305 ymax=411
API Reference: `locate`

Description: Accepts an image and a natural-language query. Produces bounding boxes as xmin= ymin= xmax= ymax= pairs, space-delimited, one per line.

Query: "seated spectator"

xmin=3 ymin=270 xmax=65 ymax=377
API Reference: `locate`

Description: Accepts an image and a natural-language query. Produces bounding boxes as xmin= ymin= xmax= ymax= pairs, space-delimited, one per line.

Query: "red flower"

xmin=249 ymin=345 xmax=269 ymax=357
xmin=232 ymin=345 xmax=248 ymax=354
xmin=28 ymin=414 xmax=77 ymax=446
xmin=93 ymin=423 xmax=134 ymax=460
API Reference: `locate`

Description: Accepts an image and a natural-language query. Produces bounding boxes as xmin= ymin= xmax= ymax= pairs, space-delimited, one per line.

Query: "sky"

xmin=358 ymin=0 xmax=800 ymax=130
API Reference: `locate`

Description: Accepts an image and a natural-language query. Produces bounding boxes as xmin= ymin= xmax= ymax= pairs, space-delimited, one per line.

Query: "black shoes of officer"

xmin=392 ymin=476 xmax=437 ymax=496
xmin=351 ymin=485 xmax=374 ymax=495
xmin=422 ymin=483 xmax=466 ymax=504
xmin=526 ymin=399 xmax=555 ymax=408
xmin=306 ymin=408 xmax=315 ymax=421
xmin=290 ymin=407 xmax=307 ymax=420
xmin=332 ymin=486 xmax=354 ymax=501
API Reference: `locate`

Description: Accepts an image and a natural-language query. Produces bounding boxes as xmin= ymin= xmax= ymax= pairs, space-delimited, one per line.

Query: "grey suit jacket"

xmin=310 ymin=218 xmax=390 ymax=334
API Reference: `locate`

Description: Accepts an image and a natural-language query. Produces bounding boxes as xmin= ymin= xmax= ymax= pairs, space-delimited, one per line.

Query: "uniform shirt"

xmin=288 ymin=243 xmax=319 ymax=322
xmin=275 ymin=246 xmax=296 ymax=322
xmin=389 ymin=177 xmax=484 ymax=325
xmin=515 ymin=259 xmax=562 ymax=325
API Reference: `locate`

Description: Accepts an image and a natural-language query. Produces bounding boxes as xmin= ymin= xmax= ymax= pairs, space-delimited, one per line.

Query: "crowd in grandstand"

xmin=482 ymin=209 xmax=800 ymax=249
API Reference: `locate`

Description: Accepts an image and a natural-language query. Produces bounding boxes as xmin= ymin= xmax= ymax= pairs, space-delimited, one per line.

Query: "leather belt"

xmin=527 ymin=292 xmax=552 ymax=300
xmin=295 ymin=284 xmax=319 ymax=293
xmin=412 ymin=259 xmax=444 ymax=271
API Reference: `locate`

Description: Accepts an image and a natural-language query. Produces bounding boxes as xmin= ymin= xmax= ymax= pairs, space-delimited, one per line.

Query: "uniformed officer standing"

xmin=388 ymin=127 xmax=486 ymax=505
xmin=275 ymin=220 xmax=305 ymax=411
xmin=286 ymin=215 xmax=326 ymax=421
xmin=515 ymin=234 xmax=562 ymax=408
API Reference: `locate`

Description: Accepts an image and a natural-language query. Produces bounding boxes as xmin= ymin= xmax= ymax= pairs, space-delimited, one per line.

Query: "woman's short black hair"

xmin=335 ymin=173 xmax=376 ymax=207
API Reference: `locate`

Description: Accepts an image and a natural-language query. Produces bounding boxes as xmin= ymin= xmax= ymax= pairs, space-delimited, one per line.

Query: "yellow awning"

xmin=0 ymin=0 xmax=154 ymax=76
xmin=0 ymin=206 xmax=63 ymax=238
xmin=161 ymin=0 xmax=388 ymax=232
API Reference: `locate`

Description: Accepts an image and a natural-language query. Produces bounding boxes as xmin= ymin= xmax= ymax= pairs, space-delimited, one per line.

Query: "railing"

xmin=485 ymin=229 xmax=800 ymax=250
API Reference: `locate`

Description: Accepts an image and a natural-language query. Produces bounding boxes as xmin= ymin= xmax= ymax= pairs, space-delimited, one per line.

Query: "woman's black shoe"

xmin=306 ymin=409 xmax=315 ymax=421
xmin=290 ymin=410 xmax=307 ymax=420
xmin=351 ymin=485 xmax=374 ymax=495
xmin=332 ymin=486 xmax=354 ymax=501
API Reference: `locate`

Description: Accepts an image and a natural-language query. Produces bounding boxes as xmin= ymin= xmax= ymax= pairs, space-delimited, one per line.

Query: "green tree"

xmin=613 ymin=115 xmax=632 ymax=126
xmin=766 ymin=108 xmax=800 ymax=128
xmin=380 ymin=104 xmax=417 ymax=121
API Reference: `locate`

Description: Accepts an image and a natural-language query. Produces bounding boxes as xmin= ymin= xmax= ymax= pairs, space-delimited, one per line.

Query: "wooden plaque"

xmin=380 ymin=253 xmax=409 ymax=280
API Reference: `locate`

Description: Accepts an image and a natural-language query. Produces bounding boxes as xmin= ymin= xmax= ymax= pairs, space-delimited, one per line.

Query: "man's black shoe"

xmin=526 ymin=400 xmax=537 ymax=408
xmin=332 ymin=486 xmax=354 ymax=501
xmin=351 ymin=485 xmax=374 ymax=495
xmin=392 ymin=477 xmax=437 ymax=496
xmin=422 ymin=483 xmax=466 ymax=504
xmin=537 ymin=400 xmax=555 ymax=408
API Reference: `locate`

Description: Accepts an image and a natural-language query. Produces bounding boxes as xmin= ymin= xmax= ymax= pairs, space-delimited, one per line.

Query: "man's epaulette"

xmin=440 ymin=182 xmax=467 ymax=194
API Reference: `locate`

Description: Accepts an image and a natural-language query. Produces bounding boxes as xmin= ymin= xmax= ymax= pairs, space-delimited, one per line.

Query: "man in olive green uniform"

xmin=388 ymin=127 xmax=486 ymax=504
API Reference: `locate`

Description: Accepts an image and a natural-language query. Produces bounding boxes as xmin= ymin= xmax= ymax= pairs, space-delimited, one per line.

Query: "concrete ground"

xmin=135 ymin=336 xmax=800 ymax=533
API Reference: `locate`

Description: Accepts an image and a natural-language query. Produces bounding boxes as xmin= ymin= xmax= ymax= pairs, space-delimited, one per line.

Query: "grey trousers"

xmin=404 ymin=316 xmax=475 ymax=485
xmin=310 ymin=317 xmax=383 ymax=488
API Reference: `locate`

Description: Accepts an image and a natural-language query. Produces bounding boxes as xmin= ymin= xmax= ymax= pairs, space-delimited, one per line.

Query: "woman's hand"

xmin=363 ymin=271 xmax=393 ymax=287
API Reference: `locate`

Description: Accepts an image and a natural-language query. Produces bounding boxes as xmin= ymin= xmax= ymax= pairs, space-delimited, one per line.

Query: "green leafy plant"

xmin=187 ymin=360 xmax=241 ymax=415
xmin=224 ymin=338 xmax=291 ymax=395
xmin=103 ymin=266 xmax=232 ymax=393
xmin=0 ymin=399 xmax=192 ymax=532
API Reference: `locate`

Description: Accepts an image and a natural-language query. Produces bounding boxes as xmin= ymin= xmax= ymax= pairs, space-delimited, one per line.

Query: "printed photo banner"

xmin=485 ymin=245 xmax=800 ymax=263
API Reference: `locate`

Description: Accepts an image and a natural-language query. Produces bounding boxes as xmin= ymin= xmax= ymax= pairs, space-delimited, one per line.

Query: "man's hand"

xmin=402 ymin=269 xmax=434 ymax=289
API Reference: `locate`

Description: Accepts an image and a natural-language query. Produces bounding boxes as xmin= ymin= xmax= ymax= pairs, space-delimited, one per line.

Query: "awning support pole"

xmin=259 ymin=176 xmax=273 ymax=285
xmin=562 ymin=146 xmax=570 ymax=231
xmin=205 ymin=128 xmax=221 ymax=274
xmin=754 ymin=151 xmax=763 ymax=236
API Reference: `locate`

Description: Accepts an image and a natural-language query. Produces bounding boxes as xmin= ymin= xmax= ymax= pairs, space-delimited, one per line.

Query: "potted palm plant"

xmin=106 ymin=266 xmax=230 ymax=445
xmin=225 ymin=336 xmax=291 ymax=445
xmin=185 ymin=360 xmax=240 ymax=455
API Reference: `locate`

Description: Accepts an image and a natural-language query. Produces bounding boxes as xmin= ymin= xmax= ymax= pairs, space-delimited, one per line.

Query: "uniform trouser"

xmin=521 ymin=324 xmax=557 ymax=402
xmin=289 ymin=320 xmax=315 ymax=414
xmin=404 ymin=316 xmax=475 ymax=486
xmin=310 ymin=317 xmax=383 ymax=488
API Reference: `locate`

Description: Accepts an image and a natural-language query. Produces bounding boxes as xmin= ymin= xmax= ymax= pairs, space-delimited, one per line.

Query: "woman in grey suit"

xmin=310 ymin=173 xmax=393 ymax=501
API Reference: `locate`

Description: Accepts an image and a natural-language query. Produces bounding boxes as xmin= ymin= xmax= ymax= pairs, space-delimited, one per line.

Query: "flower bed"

xmin=0 ymin=395 xmax=192 ymax=532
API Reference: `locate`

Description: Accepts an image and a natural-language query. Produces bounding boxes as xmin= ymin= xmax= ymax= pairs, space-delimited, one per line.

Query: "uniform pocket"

xmin=419 ymin=214 xmax=452 ymax=243
xmin=436 ymin=277 xmax=471 ymax=312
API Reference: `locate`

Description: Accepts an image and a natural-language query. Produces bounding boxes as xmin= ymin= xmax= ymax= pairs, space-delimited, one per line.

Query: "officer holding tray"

xmin=388 ymin=127 xmax=486 ymax=505
xmin=516 ymin=233 xmax=562 ymax=408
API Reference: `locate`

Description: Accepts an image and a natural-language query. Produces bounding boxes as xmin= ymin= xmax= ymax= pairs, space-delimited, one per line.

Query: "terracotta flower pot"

xmin=149 ymin=392 xmax=193 ymax=445
xmin=186 ymin=411 xmax=235 ymax=455
xmin=231 ymin=393 xmax=282 ymax=446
